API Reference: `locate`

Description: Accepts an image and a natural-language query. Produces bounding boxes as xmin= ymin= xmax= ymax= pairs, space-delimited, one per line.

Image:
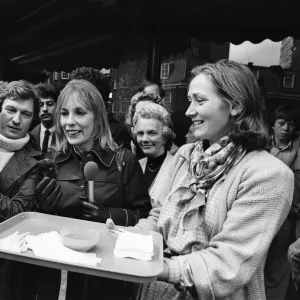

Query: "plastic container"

xmin=60 ymin=225 xmax=100 ymax=252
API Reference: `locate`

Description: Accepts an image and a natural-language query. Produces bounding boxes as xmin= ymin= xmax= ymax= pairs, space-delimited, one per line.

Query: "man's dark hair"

xmin=0 ymin=80 xmax=40 ymax=130
xmin=274 ymin=104 xmax=299 ymax=124
xmin=137 ymin=80 xmax=165 ymax=99
xmin=35 ymin=83 xmax=60 ymax=102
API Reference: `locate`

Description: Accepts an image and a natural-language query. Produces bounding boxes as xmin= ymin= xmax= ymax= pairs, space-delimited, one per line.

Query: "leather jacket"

xmin=53 ymin=144 xmax=151 ymax=226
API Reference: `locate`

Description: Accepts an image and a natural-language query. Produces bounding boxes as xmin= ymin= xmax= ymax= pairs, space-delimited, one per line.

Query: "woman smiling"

xmin=132 ymin=102 xmax=177 ymax=209
xmin=136 ymin=60 xmax=294 ymax=300
xmin=35 ymin=79 xmax=151 ymax=300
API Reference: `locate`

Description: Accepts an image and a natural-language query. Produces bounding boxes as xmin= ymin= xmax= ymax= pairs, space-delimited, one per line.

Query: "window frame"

xmin=61 ymin=71 xmax=70 ymax=80
xmin=160 ymin=63 xmax=170 ymax=79
xmin=283 ymin=73 xmax=295 ymax=88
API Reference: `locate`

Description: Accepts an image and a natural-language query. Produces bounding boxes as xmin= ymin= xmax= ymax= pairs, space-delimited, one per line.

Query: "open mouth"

xmin=67 ymin=130 xmax=81 ymax=137
xmin=193 ymin=120 xmax=204 ymax=126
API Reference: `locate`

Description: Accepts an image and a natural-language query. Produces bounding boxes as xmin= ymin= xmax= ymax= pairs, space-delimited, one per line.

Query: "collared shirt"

xmin=40 ymin=124 xmax=55 ymax=150
xmin=270 ymin=137 xmax=294 ymax=167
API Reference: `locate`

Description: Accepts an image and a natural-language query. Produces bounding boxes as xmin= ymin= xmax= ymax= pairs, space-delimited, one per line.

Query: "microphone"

xmin=84 ymin=161 xmax=99 ymax=203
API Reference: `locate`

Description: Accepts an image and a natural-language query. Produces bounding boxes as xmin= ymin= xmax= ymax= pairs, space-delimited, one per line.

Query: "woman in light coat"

xmin=136 ymin=60 xmax=294 ymax=300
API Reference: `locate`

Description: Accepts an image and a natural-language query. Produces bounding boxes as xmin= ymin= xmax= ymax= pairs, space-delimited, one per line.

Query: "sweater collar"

xmin=0 ymin=133 xmax=30 ymax=151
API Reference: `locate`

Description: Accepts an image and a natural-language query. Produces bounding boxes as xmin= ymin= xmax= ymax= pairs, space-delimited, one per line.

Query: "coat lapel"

xmin=30 ymin=125 xmax=41 ymax=147
xmin=0 ymin=147 xmax=39 ymax=192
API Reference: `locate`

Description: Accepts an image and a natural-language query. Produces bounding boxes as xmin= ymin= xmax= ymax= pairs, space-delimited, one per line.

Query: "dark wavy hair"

xmin=35 ymin=82 xmax=60 ymax=102
xmin=0 ymin=80 xmax=40 ymax=130
xmin=137 ymin=80 xmax=165 ymax=99
xmin=189 ymin=60 xmax=269 ymax=150
xmin=272 ymin=104 xmax=300 ymax=130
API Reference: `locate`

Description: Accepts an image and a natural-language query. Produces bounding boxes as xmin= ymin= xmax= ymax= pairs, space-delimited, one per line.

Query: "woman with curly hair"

xmin=132 ymin=102 xmax=177 ymax=209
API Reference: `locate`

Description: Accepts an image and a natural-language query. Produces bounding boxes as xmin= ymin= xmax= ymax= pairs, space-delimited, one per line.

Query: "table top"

xmin=0 ymin=212 xmax=164 ymax=283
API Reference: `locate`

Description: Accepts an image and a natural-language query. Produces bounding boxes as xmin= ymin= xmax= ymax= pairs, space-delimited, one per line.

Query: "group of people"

xmin=0 ymin=59 xmax=299 ymax=300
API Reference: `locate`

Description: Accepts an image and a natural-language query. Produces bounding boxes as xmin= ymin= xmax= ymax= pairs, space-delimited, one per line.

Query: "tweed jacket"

xmin=138 ymin=143 xmax=294 ymax=300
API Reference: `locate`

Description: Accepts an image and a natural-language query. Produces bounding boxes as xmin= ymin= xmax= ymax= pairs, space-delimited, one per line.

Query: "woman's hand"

xmin=35 ymin=177 xmax=62 ymax=214
xmin=80 ymin=196 xmax=109 ymax=223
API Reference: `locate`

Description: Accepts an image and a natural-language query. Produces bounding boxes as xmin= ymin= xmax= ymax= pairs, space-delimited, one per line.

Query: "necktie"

xmin=42 ymin=129 xmax=50 ymax=154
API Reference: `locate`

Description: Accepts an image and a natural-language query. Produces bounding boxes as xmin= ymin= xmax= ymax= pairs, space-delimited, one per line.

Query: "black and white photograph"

xmin=0 ymin=1 xmax=300 ymax=299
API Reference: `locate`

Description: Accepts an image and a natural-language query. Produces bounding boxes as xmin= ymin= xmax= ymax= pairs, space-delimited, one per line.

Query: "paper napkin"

xmin=114 ymin=232 xmax=154 ymax=261
xmin=26 ymin=231 xmax=102 ymax=266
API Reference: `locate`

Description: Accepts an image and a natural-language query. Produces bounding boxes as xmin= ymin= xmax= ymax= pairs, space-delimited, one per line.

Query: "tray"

xmin=0 ymin=212 xmax=164 ymax=283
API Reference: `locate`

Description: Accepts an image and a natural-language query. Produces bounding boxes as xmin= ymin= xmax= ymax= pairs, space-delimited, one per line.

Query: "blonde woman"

xmin=35 ymin=79 xmax=151 ymax=300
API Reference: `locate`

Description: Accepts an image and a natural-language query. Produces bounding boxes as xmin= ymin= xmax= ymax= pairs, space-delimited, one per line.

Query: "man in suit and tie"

xmin=31 ymin=83 xmax=59 ymax=156
xmin=0 ymin=80 xmax=42 ymax=299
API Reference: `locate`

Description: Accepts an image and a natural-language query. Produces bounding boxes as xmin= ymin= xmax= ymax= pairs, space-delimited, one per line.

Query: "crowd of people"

xmin=0 ymin=59 xmax=299 ymax=300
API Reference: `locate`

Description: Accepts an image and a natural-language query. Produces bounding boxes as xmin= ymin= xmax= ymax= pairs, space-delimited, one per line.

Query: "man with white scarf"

xmin=0 ymin=80 xmax=41 ymax=300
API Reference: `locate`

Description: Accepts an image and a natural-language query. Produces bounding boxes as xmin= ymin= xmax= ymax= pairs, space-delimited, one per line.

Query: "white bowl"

xmin=60 ymin=225 xmax=100 ymax=252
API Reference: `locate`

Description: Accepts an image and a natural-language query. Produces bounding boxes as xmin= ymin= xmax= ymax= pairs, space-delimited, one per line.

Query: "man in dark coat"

xmin=0 ymin=80 xmax=42 ymax=300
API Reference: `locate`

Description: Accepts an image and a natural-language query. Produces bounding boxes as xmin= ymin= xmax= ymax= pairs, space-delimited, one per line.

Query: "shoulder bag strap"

xmin=115 ymin=148 xmax=125 ymax=202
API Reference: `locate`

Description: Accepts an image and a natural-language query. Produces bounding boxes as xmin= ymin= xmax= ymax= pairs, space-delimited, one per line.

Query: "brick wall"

xmin=111 ymin=52 xmax=148 ymax=123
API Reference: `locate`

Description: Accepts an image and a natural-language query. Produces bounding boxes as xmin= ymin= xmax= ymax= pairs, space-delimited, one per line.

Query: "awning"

xmin=1 ymin=0 xmax=299 ymax=73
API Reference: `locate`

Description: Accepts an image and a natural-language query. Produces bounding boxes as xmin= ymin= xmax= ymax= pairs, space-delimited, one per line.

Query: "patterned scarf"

xmin=189 ymin=136 xmax=246 ymax=193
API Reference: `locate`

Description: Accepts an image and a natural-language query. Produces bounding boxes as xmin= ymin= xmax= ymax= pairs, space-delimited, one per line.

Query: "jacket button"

xmin=79 ymin=185 xmax=84 ymax=191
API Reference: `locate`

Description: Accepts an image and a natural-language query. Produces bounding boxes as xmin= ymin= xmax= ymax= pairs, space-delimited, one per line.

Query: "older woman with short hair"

xmin=132 ymin=102 xmax=177 ymax=208
xmin=136 ymin=60 xmax=294 ymax=300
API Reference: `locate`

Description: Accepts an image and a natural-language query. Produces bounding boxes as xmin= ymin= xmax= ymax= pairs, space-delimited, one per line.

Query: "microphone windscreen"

xmin=84 ymin=161 xmax=99 ymax=181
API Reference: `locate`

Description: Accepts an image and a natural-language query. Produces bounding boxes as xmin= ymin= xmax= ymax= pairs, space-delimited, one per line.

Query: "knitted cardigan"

xmin=137 ymin=143 xmax=294 ymax=300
